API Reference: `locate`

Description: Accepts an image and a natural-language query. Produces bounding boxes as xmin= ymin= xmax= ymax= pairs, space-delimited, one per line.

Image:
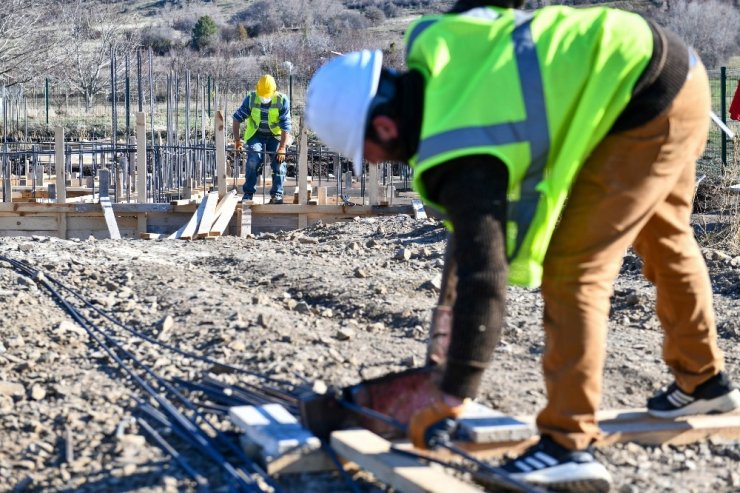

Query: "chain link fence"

xmin=704 ymin=66 xmax=740 ymax=176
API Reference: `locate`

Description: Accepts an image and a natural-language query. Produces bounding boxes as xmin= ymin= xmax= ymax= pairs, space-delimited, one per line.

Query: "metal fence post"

xmin=720 ymin=66 xmax=727 ymax=169
xmin=45 ymin=78 xmax=49 ymax=125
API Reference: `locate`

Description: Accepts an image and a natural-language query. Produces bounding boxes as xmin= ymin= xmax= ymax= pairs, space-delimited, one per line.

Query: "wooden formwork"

xmin=1 ymin=112 xmax=417 ymax=239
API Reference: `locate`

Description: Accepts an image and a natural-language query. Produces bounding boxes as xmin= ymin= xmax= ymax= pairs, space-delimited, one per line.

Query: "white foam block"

xmin=229 ymin=404 xmax=321 ymax=459
xmin=457 ymin=402 xmax=536 ymax=443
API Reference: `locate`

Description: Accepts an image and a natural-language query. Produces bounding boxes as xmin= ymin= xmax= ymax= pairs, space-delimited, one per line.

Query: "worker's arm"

xmin=421 ymin=155 xmax=509 ymax=399
xmin=232 ymin=94 xmax=252 ymax=150
xmin=409 ymin=155 xmax=509 ymax=448
xmin=276 ymin=95 xmax=292 ymax=161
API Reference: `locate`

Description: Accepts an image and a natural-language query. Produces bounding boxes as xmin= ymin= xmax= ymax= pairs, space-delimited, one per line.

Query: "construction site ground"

xmin=0 ymin=214 xmax=739 ymax=492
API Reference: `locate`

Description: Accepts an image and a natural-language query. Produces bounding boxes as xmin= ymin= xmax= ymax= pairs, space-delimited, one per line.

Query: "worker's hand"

xmin=234 ymin=138 xmax=243 ymax=152
xmin=408 ymin=394 xmax=468 ymax=449
xmin=276 ymin=145 xmax=286 ymax=162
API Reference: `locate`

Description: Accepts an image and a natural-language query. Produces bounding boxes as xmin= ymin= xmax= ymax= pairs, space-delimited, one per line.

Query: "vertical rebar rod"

xmin=175 ymin=71 xmax=180 ymax=196
xmin=112 ymin=49 xmax=118 ymax=203
xmin=148 ymin=47 xmax=157 ymax=203
xmin=137 ymin=49 xmax=143 ymax=113
xmin=45 ymin=78 xmax=49 ymax=126
xmin=195 ymin=74 xmax=200 ymax=186
xmin=185 ymin=71 xmax=191 ymax=186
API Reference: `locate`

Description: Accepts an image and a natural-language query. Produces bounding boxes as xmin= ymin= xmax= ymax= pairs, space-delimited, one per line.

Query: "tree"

xmin=59 ymin=0 xmax=139 ymax=111
xmin=652 ymin=0 xmax=740 ymax=69
xmin=192 ymin=16 xmax=218 ymax=50
xmin=0 ymin=0 xmax=65 ymax=86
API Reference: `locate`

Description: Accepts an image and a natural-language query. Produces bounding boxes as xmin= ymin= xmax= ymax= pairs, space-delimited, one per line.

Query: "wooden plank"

xmin=595 ymin=408 xmax=740 ymax=446
xmin=240 ymin=203 xmax=252 ymax=237
xmin=55 ymin=126 xmax=66 ymax=204
xmin=208 ymin=191 xmax=239 ymax=236
xmin=317 ymin=186 xmax=327 ymax=205
xmin=215 ymin=111 xmax=227 ymax=199
xmin=195 ymin=191 xmax=220 ymax=238
xmin=411 ymin=199 xmax=427 ymax=220
xmin=0 ymin=216 xmax=58 ymax=231
xmin=331 ymin=429 xmax=482 ymax=493
xmin=169 ymin=196 xmax=209 ymax=240
xmin=297 ymin=120 xmax=308 ymax=204
xmin=98 ymin=169 xmax=121 ymax=240
xmin=136 ymin=112 xmax=147 ymax=204
xmin=368 ymin=163 xmax=379 ymax=206
xmin=455 ymin=408 xmax=740 ymax=460
xmin=251 ymin=204 xmax=413 ymax=215
xmin=2 ymin=173 xmax=11 ymax=203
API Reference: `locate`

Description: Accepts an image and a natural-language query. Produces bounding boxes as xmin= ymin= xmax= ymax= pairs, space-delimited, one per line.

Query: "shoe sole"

xmin=648 ymin=388 xmax=740 ymax=419
xmin=506 ymin=463 xmax=612 ymax=493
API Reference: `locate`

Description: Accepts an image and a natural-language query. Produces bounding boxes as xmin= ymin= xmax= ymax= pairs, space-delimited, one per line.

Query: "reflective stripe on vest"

xmin=413 ymin=13 xmax=550 ymax=261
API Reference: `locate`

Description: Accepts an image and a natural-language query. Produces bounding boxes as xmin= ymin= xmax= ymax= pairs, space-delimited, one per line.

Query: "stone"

xmin=30 ymin=384 xmax=46 ymax=401
xmin=257 ymin=313 xmax=272 ymax=328
xmin=56 ymin=321 xmax=87 ymax=338
xmin=7 ymin=336 xmax=25 ymax=348
xmin=366 ymin=322 xmax=385 ymax=333
xmin=336 ymin=327 xmax=355 ymax=341
xmin=0 ymin=381 xmax=25 ymax=397
xmin=394 ymin=248 xmax=412 ymax=261
xmin=295 ymin=301 xmax=311 ymax=314
xmin=229 ymin=340 xmax=247 ymax=352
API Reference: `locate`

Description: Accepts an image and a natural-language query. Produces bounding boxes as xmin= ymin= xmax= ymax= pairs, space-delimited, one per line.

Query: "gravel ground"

xmin=0 ymin=214 xmax=738 ymax=493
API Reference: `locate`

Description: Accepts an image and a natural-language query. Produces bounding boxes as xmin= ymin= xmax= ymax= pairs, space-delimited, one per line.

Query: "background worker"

xmin=305 ymin=0 xmax=740 ymax=491
xmin=232 ymin=74 xmax=291 ymax=203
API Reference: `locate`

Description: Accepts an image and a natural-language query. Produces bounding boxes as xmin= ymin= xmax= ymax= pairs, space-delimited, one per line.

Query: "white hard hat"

xmin=305 ymin=50 xmax=383 ymax=176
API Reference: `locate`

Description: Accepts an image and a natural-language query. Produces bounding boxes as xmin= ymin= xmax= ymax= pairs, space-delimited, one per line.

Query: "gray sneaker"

xmin=500 ymin=436 xmax=612 ymax=493
xmin=647 ymin=371 xmax=740 ymax=419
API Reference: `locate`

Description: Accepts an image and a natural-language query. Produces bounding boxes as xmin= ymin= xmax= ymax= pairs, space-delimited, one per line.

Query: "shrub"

xmin=191 ymin=15 xmax=218 ymax=50
xmin=651 ymin=0 xmax=740 ymax=69
xmin=141 ymin=26 xmax=176 ymax=56
xmin=364 ymin=6 xmax=386 ymax=24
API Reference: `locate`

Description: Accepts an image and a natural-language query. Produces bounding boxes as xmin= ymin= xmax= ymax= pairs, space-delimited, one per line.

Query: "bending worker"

xmin=305 ymin=0 xmax=740 ymax=491
xmin=232 ymin=74 xmax=291 ymax=203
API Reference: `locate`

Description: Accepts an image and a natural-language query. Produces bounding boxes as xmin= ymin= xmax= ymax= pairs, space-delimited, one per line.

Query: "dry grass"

xmin=694 ymin=136 xmax=740 ymax=254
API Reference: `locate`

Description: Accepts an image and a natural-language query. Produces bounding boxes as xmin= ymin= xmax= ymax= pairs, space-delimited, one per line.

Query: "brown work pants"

xmin=536 ymin=61 xmax=725 ymax=450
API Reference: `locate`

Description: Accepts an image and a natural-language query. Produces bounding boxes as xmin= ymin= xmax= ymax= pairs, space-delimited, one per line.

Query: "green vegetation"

xmin=191 ymin=15 xmax=218 ymax=50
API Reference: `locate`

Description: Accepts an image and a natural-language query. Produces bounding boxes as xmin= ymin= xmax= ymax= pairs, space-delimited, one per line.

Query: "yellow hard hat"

xmin=256 ymin=75 xmax=276 ymax=99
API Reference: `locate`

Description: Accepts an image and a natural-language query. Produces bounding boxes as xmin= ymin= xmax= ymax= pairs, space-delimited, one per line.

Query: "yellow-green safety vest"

xmin=243 ymin=91 xmax=284 ymax=141
xmin=405 ymin=6 xmax=653 ymax=287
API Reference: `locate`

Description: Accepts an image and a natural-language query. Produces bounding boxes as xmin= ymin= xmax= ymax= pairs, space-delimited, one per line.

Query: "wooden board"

xmin=169 ymin=196 xmax=209 ymax=240
xmin=411 ymin=199 xmax=427 ymax=220
xmin=595 ymin=408 xmax=740 ymax=446
xmin=208 ymin=191 xmax=240 ymax=237
xmin=195 ymin=191 xmax=220 ymax=238
xmin=331 ymin=429 xmax=482 ymax=493
xmin=100 ymin=196 xmax=121 ymax=240
xmin=0 ymin=216 xmax=58 ymax=231
xmin=456 ymin=408 xmax=740 ymax=459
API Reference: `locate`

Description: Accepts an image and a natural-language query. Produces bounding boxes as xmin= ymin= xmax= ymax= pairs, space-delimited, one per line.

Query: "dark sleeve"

xmin=233 ymin=94 xmax=252 ymax=123
xmin=421 ymin=155 xmax=509 ymax=399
